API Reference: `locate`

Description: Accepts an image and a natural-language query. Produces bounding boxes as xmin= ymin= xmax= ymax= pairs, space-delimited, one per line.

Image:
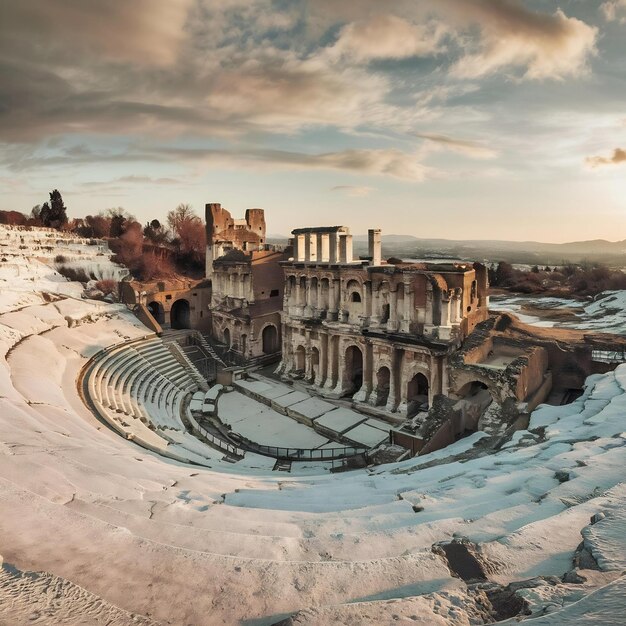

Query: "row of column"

xmin=213 ymin=270 xmax=252 ymax=303
xmin=292 ymin=231 xmax=354 ymax=264
xmin=284 ymin=276 xmax=464 ymax=334
xmin=278 ymin=329 xmax=448 ymax=414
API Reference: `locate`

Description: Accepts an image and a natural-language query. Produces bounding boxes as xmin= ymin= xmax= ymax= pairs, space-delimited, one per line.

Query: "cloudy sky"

xmin=1 ymin=0 xmax=625 ymax=241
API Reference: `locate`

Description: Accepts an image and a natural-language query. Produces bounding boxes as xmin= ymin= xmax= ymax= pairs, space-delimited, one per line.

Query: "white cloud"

xmin=329 ymin=15 xmax=448 ymax=62
xmin=330 ymin=185 xmax=375 ymax=197
xmin=444 ymin=4 xmax=597 ymax=80
xmin=415 ymin=133 xmax=498 ymax=159
xmin=601 ymin=0 xmax=626 ymax=23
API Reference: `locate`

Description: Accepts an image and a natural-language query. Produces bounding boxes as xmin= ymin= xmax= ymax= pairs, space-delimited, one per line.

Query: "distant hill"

xmin=268 ymin=232 xmax=626 ymax=265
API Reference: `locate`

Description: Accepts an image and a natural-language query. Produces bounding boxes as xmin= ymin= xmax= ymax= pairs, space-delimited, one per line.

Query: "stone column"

xmin=387 ymin=288 xmax=398 ymax=331
xmin=296 ymin=234 xmax=306 ymax=262
xmin=339 ymin=235 xmax=348 ymax=263
xmin=323 ymin=335 xmax=336 ymax=390
xmin=400 ymin=282 xmax=414 ymax=333
xmin=385 ymin=348 xmax=401 ymax=412
xmin=370 ymin=286 xmax=381 ymax=327
xmin=305 ymin=347 xmax=313 ymax=382
xmin=368 ymin=229 xmax=382 ymax=266
xmin=317 ymin=333 xmax=328 ymax=387
xmin=360 ymin=281 xmax=370 ymax=326
xmin=329 ymin=232 xmax=340 ymax=264
xmin=318 ymin=233 xmax=330 ymax=262
xmin=329 ymin=278 xmax=340 ymax=321
xmin=332 ymin=338 xmax=346 ymax=396
xmin=304 ymin=233 xmax=317 ymax=262
xmin=304 ymin=277 xmax=313 ymax=317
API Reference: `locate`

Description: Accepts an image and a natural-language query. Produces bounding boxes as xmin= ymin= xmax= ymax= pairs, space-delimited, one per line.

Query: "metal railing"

xmin=192 ymin=420 xmax=245 ymax=457
xmin=592 ymin=349 xmax=626 ymax=363
xmin=231 ymin=434 xmax=367 ymax=461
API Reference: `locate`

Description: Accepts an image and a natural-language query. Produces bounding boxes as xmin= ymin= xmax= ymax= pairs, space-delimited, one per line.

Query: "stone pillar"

xmin=324 ymin=336 xmax=336 ymax=390
xmin=332 ymin=338 xmax=346 ymax=396
xmin=304 ymin=277 xmax=313 ymax=317
xmin=304 ymin=233 xmax=317 ymax=262
xmin=318 ymin=333 xmax=328 ymax=387
xmin=329 ymin=232 xmax=340 ymax=264
xmin=339 ymin=234 xmax=348 ymax=263
xmin=361 ymin=280 xmax=371 ymax=326
xmin=318 ymin=233 xmax=330 ymax=262
xmin=387 ymin=288 xmax=398 ymax=331
xmin=386 ymin=348 xmax=401 ymax=412
xmin=368 ymin=229 xmax=382 ymax=266
xmin=400 ymin=282 xmax=414 ymax=333
xmin=295 ymin=234 xmax=306 ymax=262
xmin=329 ymin=278 xmax=340 ymax=321
xmin=370 ymin=286 xmax=381 ymax=327
xmin=305 ymin=346 xmax=313 ymax=382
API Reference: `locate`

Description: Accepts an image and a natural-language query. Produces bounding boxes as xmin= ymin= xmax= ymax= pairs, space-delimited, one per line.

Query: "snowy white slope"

xmin=490 ymin=290 xmax=626 ymax=334
xmin=0 ymin=225 xmax=625 ymax=625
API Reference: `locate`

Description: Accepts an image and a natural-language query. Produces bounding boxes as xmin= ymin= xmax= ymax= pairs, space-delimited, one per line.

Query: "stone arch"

xmin=375 ymin=366 xmax=391 ymax=406
xmin=346 ymin=279 xmax=363 ymax=323
xmin=377 ymin=281 xmax=391 ymax=323
xmin=343 ymin=344 xmax=363 ymax=396
xmin=295 ymin=345 xmax=306 ymax=371
xmin=320 ymin=277 xmax=330 ymax=311
xmin=223 ymin=327 xmax=231 ymax=349
xmin=170 ymin=299 xmax=190 ymax=329
xmin=311 ymin=346 xmax=320 ymax=381
xmin=147 ymin=301 xmax=165 ymax=325
xmin=240 ymin=333 xmax=247 ymax=356
xmin=457 ymin=380 xmax=489 ymax=399
xmin=298 ymin=276 xmax=307 ymax=306
xmin=407 ymin=372 xmax=429 ymax=417
xmin=262 ymin=324 xmax=279 ymax=354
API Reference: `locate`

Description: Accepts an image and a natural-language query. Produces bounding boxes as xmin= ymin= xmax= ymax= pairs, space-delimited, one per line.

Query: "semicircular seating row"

xmin=87 ymin=336 xmax=228 ymax=466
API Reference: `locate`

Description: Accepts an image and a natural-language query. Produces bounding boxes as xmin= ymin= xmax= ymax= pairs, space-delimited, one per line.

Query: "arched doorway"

xmin=407 ymin=372 xmax=429 ymax=417
xmin=457 ymin=380 xmax=489 ymax=399
xmin=170 ymin=299 xmax=190 ymax=329
xmin=295 ymin=345 xmax=306 ymax=371
xmin=240 ymin=334 xmax=247 ymax=356
xmin=147 ymin=301 xmax=165 ymax=324
xmin=311 ymin=347 xmax=320 ymax=381
xmin=262 ymin=324 xmax=279 ymax=354
xmin=223 ymin=327 xmax=231 ymax=349
xmin=344 ymin=345 xmax=363 ymax=396
xmin=375 ymin=366 xmax=391 ymax=406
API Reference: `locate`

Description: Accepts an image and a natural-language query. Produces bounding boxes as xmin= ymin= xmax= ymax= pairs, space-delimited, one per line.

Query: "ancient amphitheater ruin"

xmin=1 ymin=221 xmax=626 ymax=625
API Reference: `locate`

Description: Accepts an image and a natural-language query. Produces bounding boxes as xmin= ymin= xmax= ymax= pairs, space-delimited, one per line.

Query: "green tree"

xmin=40 ymin=190 xmax=68 ymax=229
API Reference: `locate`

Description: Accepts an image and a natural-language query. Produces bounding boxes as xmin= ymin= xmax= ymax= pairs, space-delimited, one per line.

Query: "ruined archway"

xmin=344 ymin=345 xmax=363 ymax=396
xmin=223 ymin=327 xmax=231 ymax=349
xmin=295 ymin=345 xmax=306 ymax=371
xmin=170 ymin=299 xmax=190 ymax=330
xmin=375 ymin=366 xmax=391 ymax=406
xmin=311 ymin=346 xmax=320 ymax=381
xmin=262 ymin=324 xmax=279 ymax=355
xmin=147 ymin=301 xmax=165 ymax=325
xmin=240 ymin=334 xmax=247 ymax=356
xmin=407 ymin=372 xmax=429 ymax=417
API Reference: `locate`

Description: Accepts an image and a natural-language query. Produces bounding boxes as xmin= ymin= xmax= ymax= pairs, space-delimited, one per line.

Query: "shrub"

xmin=56 ymin=265 xmax=91 ymax=283
xmin=54 ymin=254 xmax=67 ymax=263
xmin=95 ymin=279 xmax=117 ymax=295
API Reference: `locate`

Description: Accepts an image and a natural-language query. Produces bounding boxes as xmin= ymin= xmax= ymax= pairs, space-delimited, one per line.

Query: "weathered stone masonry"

xmin=276 ymin=225 xmax=490 ymax=418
